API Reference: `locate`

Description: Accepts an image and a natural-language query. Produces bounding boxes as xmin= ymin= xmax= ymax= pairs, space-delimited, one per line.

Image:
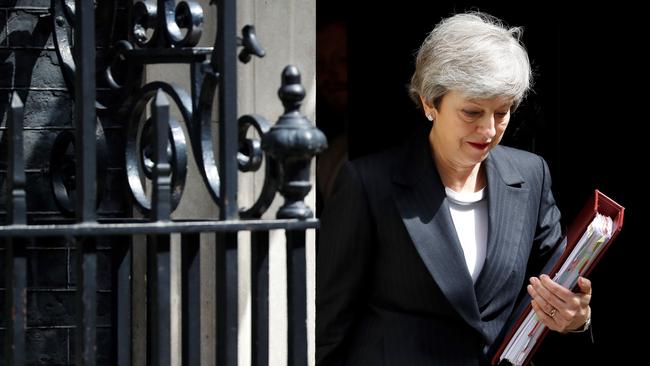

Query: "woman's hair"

xmin=409 ymin=12 xmax=532 ymax=111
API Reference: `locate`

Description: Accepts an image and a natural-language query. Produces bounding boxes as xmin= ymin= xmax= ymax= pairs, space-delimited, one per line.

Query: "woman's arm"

xmin=316 ymin=162 xmax=375 ymax=366
xmin=526 ymin=157 xmax=592 ymax=333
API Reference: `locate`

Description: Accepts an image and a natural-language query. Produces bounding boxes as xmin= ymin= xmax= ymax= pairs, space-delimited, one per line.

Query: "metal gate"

xmin=1 ymin=0 xmax=324 ymax=364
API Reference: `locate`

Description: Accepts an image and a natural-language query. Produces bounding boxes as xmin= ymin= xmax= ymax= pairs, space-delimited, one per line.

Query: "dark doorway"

xmin=317 ymin=2 xmax=646 ymax=364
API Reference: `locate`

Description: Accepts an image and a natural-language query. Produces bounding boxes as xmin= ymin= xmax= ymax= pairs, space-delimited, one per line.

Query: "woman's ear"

xmin=419 ymin=95 xmax=435 ymax=121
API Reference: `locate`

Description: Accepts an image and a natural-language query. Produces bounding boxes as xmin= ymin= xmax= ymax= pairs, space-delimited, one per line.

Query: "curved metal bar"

xmin=167 ymin=0 xmax=203 ymax=47
xmin=62 ymin=0 xmax=75 ymax=25
xmin=237 ymin=114 xmax=279 ymax=219
xmin=237 ymin=114 xmax=269 ymax=172
xmin=238 ymin=25 xmax=266 ymax=64
xmin=132 ymin=0 xmax=158 ymax=47
xmin=194 ymin=65 xmax=221 ymax=204
xmin=139 ymin=116 xmax=187 ymax=188
xmin=125 ymin=83 xmax=192 ymax=214
xmin=132 ymin=0 xmax=204 ymax=48
xmin=105 ymin=40 xmax=141 ymax=90
xmin=50 ymin=121 xmax=108 ymax=216
xmin=52 ymin=0 xmax=116 ymax=111
xmin=51 ymin=0 xmax=76 ymax=91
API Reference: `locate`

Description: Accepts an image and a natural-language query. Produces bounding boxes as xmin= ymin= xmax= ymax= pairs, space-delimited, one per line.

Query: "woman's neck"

xmin=429 ymin=142 xmax=486 ymax=193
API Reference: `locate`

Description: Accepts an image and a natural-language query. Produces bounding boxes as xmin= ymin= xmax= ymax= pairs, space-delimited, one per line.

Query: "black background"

xmin=318 ymin=2 xmax=647 ymax=364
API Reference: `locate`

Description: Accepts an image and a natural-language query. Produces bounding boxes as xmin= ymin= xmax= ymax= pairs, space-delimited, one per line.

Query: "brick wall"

xmin=0 ymin=1 xmax=130 ymax=364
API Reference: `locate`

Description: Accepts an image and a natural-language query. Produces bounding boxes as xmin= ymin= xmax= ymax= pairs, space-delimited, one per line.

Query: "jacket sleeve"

xmin=316 ymin=161 xmax=375 ymax=366
xmin=529 ymin=156 xmax=563 ymax=273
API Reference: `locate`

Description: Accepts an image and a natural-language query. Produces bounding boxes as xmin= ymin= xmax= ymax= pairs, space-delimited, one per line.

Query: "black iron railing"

xmin=2 ymin=0 xmax=325 ymax=365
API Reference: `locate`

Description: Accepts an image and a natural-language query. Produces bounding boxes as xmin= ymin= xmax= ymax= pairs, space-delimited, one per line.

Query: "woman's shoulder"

xmin=491 ymin=145 xmax=548 ymax=167
xmin=348 ymin=144 xmax=405 ymax=176
xmin=490 ymin=145 xmax=551 ymax=182
xmin=348 ymin=130 xmax=428 ymax=177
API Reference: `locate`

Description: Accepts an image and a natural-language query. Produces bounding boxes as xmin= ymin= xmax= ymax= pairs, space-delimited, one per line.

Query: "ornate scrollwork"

xmin=237 ymin=114 xmax=279 ymax=219
xmin=125 ymin=82 xmax=191 ymax=214
xmin=105 ymin=40 xmax=144 ymax=91
xmin=52 ymin=0 xmax=127 ymax=97
xmin=48 ymin=0 xmax=325 ymax=222
xmin=132 ymin=0 xmax=204 ymax=48
xmin=193 ymin=62 xmax=221 ymax=204
xmin=50 ymin=121 xmax=108 ymax=216
xmin=51 ymin=0 xmax=77 ymax=93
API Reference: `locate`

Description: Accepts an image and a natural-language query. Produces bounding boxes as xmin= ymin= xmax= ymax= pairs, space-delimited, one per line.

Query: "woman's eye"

xmin=462 ymin=110 xmax=481 ymax=117
xmin=495 ymin=112 xmax=508 ymax=118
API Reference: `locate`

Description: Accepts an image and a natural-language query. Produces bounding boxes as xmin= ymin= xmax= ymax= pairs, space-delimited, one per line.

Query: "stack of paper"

xmin=499 ymin=214 xmax=614 ymax=365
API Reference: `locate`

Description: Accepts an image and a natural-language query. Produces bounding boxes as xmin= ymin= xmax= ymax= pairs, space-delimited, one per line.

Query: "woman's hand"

xmin=527 ymin=274 xmax=591 ymax=333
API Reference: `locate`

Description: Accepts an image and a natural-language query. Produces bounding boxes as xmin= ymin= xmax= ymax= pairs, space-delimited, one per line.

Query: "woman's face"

xmin=424 ymin=90 xmax=513 ymax=169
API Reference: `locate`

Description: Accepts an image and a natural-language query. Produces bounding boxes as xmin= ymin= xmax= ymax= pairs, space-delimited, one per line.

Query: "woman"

xmin=316 ymin=12 xmax=592 ymax=366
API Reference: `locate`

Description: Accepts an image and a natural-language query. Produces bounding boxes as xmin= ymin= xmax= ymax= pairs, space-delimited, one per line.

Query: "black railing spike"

xmin=5 ymin=91 xmax=27 ymax=365
xmin=8 ymin=92 xmax=26 ymax=225
xmin=152 ymin=89 xmax=172 ymax=221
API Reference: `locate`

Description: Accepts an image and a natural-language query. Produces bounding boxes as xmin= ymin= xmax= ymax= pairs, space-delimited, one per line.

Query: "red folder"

xmin=489 ymin=189 xmax=624 ymax=365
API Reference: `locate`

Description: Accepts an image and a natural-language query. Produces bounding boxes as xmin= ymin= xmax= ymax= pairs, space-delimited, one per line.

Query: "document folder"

xmin=489 ymin=189 xmax=624 ymax=366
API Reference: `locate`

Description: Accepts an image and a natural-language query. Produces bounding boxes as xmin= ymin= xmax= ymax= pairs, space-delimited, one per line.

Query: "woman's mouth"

xmin=467 ymin=142 xmax=490 ymax=150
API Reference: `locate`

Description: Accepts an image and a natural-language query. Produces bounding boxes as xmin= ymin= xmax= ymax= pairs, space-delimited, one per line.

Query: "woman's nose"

xmin=477 ymin=116 xmax=497 ymax=138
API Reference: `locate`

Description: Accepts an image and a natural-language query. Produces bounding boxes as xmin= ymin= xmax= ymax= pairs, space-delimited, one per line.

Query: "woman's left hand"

xmin=527 ymin=274 xmax=591 ymax=333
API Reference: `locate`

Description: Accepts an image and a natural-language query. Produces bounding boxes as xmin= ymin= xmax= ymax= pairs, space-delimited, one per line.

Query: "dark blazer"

xmin=316 ymin=132 xmax=563 ymax=366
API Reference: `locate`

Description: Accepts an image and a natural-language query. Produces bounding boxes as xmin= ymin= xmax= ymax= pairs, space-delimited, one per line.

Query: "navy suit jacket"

xmin=316 ymin=133 xmax=563 ymax=366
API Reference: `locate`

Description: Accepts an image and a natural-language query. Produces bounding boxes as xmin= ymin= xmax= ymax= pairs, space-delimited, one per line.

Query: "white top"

xmin=444 ymin=187 xmax=488 ymax=283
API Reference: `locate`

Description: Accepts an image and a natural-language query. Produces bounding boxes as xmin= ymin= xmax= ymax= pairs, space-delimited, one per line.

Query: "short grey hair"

xmin=409 ymin=12 xmax=532 ymax=111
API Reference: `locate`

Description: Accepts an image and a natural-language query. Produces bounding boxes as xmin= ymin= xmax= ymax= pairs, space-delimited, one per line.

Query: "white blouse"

xmin=444 ymin=187 xmax=488 ymax=283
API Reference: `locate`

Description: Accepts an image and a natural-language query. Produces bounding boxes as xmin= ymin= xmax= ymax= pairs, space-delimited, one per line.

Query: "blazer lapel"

xmin=474 ymin=148 xmax=529 ymax=309
xmin=392 ymin=136 xmax=483 ymax=335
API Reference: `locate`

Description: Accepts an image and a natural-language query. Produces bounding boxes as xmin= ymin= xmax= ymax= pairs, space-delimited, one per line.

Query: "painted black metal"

xmin=48 ymin=0 xmax=327 ymax=221
xmin=125 ymin=83 xmax=189 ymax=214
xmin=215 ymin=232 xmax=238 ymax=366
xmin=3 ymin=0 xmax=325 ymax=364
xmin=194 ymin=61 xmax=222 ymax=204
xmin=75 ymin=236 xmax=97 ymax=365
xmin=0 ymin=218 xmax=319 ymax=237
xmin=181 ymin=233 xmax=201 ymax=366
xmin=286 ymin=230 xmax=307 ymax=366
xmin=74 ymin=0 xmax=97 ymax=223
xmin=52 ymin=0 xmax=120 ymax=112
xmin=4 ymin=238 xmax=27 ymax=365
xmin=73 ymin=0 xmax=98 ymax=364
xmin=152 ymin=90 xmax=172 ymax=221
xmin=125 ymin=46 xmax=213 ymax=64
xmin=237 ymin=114 xmax=280 ymax=219
xmin=217 ymin=0 xmax=238 ymax=220
xmin=51 ymin=0 xmax=77 ymax=95
xmin=132 ymin=0 xmax=204 ymax=48
xmin=4 ymin=95 xmax=28 ymax=365
xmin=238 ymin=25 xmax=266 ymax=64
xmin=263 ymin=66 xmax=328 ymax=219
xmin=7 ymin=92 xmax=26 ymax=225
xmin=105 ymin=40 xmax=143 ymax=91
xmin=251 ymin=231 xmax=270 ymax=366
xmin=112 ymin=239 xmax=132 ymax=366
xmin=147 ymin=234 xmax=171 ymax=365
xmin=49 ymin=124 xmax=108 ymax=216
